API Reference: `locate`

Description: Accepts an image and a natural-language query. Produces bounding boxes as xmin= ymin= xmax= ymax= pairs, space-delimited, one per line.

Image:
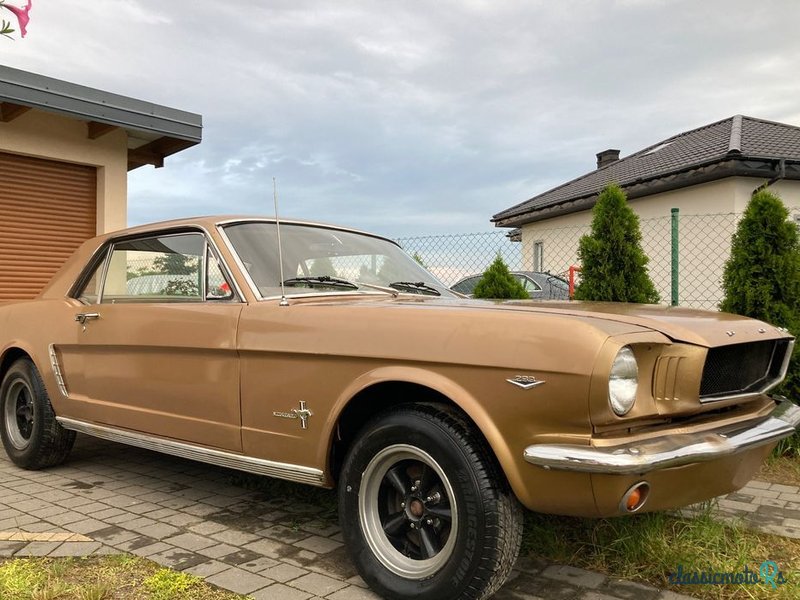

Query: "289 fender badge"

xmin=506 ymin=375 xmax=546 ymax=390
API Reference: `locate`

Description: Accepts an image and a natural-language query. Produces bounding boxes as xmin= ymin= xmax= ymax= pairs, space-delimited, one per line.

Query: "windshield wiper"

xmin=388 ymin=281 xmax=441 ymax=296
xmin=282 ymin=276 xmax=358 ymax=290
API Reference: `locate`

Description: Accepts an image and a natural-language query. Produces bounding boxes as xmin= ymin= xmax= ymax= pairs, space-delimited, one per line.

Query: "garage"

xmin=0 ymin=65 xmax=203 ymax=300
xmin=0 ymin=152 xmax=96 ymax=300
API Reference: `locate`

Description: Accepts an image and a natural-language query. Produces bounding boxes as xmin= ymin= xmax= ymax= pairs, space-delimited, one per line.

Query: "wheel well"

xmin=330 ymin=381 xmax=476 ymax=482
xmin=0 ymin=348 xmax=31 ymax=381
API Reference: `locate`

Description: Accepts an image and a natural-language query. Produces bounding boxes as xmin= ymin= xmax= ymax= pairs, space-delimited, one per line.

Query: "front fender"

xmin=321 ymin=365 xmax=528 ymax=503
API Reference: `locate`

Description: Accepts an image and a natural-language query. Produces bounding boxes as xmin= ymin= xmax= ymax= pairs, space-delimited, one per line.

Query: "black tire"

xmin=338 ymin=404 xmax=523 ymax=600
xmin=0 ymin=358 xmax=75 ymax=469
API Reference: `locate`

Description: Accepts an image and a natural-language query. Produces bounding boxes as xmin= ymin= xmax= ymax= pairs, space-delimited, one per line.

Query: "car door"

xmin=56 ymin=230 xmax=243 ymax=451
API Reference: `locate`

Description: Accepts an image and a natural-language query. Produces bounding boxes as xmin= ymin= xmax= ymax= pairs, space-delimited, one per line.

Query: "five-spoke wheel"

xmin=360 ymin=444 xmax=458 ymax=579
xmin=3 ymin=378 xmax=35 ymax=450
xmin=339 ymin=404 xmax=522 ymax=600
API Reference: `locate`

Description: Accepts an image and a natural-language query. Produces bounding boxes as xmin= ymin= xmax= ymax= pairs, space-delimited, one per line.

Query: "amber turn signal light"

xmin=620 ymin=482 xmax=649 ymax=513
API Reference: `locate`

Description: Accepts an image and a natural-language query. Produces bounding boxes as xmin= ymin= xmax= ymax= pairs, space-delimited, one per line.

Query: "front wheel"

xmin=338 ymin=404 xmax=522 ymax=600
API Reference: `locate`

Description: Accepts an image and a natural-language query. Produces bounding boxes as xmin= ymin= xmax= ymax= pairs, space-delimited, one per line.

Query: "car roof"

xmin=38 ymin=216 xmax=399 ymax=300
xmin=98 ymin=216 xmax=397 ymax=246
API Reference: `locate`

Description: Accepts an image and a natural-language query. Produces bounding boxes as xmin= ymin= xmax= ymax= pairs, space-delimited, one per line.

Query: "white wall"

xmin=0 ymin=109 xmax=128 ymax=233
xmin=519 ymin=177 xmax=800 ymax=308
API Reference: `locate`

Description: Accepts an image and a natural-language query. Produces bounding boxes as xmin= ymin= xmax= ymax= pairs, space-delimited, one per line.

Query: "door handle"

xmin=74 ymin=313 xmax=100 ymax=325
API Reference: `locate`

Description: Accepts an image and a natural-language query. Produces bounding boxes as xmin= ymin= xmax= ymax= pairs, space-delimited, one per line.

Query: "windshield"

xmin=222 ymin=222 xmax=455 ymax=299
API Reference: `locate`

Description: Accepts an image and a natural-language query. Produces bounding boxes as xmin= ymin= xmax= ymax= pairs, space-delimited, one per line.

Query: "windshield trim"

xmin=216 ymin=218 xmax=401 ymax=247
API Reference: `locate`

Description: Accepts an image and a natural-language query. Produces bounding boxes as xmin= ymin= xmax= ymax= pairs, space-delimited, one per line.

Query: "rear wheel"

xmin=0 ymin=358 xmax=75 ymax=469
xmin=339 ymin=404 xmax=522 ymax=600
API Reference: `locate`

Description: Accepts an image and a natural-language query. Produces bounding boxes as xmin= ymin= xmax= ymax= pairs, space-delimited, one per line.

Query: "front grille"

xmin=700 ymin=339 xmax=791 ymax=399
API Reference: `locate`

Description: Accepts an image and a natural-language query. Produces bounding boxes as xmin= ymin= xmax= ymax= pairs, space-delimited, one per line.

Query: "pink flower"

xmin=3 ymin=1 xmax=32 ymax=38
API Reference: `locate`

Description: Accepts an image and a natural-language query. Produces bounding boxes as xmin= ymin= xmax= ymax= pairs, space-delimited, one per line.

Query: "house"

xmin=491 ymin=115 xmax=800 ymax=307
xmin=0 ymin=66 xmax=202 ymax=300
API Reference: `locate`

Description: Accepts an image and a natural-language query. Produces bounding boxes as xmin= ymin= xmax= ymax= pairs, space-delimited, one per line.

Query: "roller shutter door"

xmin=0 ymin=152 xmax=97 ymax=300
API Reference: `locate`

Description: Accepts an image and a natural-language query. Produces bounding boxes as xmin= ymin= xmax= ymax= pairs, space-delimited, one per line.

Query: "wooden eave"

xmin=0 ymin=101 xmax=31 ymax=122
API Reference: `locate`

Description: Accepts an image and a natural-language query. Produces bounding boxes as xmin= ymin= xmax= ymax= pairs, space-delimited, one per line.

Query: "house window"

xmin=533 ymin=242 xmax=544 ymax=271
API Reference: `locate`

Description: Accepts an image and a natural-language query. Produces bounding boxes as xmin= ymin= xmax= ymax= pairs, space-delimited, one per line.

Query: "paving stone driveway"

xmin=4 ymin=433 xmax=786 ymax=600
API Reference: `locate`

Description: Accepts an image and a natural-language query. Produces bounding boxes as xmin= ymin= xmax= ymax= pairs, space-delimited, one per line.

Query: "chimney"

xmin=596 ymin=149 xmax=620 ymax=169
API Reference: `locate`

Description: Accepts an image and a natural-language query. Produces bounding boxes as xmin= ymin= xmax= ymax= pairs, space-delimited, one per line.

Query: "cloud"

xmin=6 ymin=0 xmax=800 ymax=237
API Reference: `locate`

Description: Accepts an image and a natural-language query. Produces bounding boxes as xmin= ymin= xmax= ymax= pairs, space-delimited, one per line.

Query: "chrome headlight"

xmin=609 ymin=346 xmax=638 ymax=416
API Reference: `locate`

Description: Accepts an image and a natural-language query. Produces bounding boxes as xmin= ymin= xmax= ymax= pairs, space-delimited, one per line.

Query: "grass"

xmin=759 ymin=453 xmax=800 ymax=487
xmin=0 ymin=556 xmax=242 ymax=600
xmin=773 ymin=431 xmax=800 ymax=458
xmin=523 ymin=502 xmax=800 ymax=600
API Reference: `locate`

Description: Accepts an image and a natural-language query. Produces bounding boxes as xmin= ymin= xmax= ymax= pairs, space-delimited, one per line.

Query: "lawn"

xmin=522 ymin=503 xmax=799 ymax=600
xmin=0 ymin=555 xmax=241 ymax=600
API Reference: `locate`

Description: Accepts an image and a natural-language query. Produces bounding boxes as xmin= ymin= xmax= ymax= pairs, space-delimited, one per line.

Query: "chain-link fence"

xmin=397 ymin=211 xmax=740 ymax=310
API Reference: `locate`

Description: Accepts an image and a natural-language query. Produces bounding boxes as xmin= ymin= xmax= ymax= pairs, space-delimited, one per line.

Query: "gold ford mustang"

xmin=1 ymin=216 xmax=798 ymax=600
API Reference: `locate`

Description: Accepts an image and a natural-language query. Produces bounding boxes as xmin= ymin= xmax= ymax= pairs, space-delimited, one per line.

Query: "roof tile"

xmin=494 ymin=115 xmax=800 ymax=222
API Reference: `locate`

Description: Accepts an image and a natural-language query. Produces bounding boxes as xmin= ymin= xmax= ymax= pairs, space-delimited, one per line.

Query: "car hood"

xmin=379 ymin=296 xmax=788 ymax=348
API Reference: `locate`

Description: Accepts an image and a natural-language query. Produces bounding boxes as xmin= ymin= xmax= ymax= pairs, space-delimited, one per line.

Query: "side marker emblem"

xmin=507 ymin=375 xmax=546 ymax=390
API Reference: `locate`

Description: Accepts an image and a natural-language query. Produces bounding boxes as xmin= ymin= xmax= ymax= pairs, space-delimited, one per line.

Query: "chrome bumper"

xmin=523 ymin=400 xmax=800 ymax=475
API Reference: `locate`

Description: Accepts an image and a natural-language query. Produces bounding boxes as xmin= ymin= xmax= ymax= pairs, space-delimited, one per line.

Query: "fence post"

xmin=671 ymin=207 xmax=679 ymax=306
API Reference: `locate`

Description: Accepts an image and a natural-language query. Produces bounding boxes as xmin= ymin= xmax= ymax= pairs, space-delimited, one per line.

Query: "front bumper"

xmin=524 ymin=400 xmax=800 ymax=475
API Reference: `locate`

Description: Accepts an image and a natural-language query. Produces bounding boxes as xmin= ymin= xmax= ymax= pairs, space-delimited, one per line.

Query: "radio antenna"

xmin=273 ymin=177 xmax=289 ymax=307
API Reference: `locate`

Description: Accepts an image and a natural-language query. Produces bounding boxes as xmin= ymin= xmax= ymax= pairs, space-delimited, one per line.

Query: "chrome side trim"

xmin=523 ymin=400 xmax=800 ymax=475
xmin=56 ymin=417 xmax=325 ymax=486
xmin=47 ymin=344 xmax=69 ymax=398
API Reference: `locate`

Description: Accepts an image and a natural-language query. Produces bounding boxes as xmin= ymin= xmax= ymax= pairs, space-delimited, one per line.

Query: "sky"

xmin=4 ymin=0 xmax=800 ymax=238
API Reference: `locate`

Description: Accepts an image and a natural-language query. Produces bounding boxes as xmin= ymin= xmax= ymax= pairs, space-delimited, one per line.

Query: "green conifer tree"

xmin=720 ymin=189 xmax=800 ymax=413
xmin=308 ymin=256 xmax=336 ymax=277
xmin=574 ymin=184 xmax=659 ymax=303
xmin=473 ymin=254 xmax=528 ymax=299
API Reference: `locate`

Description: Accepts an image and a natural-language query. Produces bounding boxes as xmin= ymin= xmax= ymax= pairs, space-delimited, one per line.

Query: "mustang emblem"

xmin=273 ymin=401 xmax=313 ymax=429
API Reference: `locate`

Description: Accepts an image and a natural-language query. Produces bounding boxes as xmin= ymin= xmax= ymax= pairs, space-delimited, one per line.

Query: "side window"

xmin=207 ymin=248 xmax=235 ymax=300
xmin=76 ymin=250 xmax=109 ymax=305
xmin=102 ymin=233 xmax=205 ymax=303
xmin=519 ymin=276 xmax=542 ymax=294
xmin=452 ymin=276 xmax=480 ymax=295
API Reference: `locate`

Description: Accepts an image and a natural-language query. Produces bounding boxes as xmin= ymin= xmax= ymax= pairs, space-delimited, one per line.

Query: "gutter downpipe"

xmin=752 ymin=158 xmax=786 ymax=195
